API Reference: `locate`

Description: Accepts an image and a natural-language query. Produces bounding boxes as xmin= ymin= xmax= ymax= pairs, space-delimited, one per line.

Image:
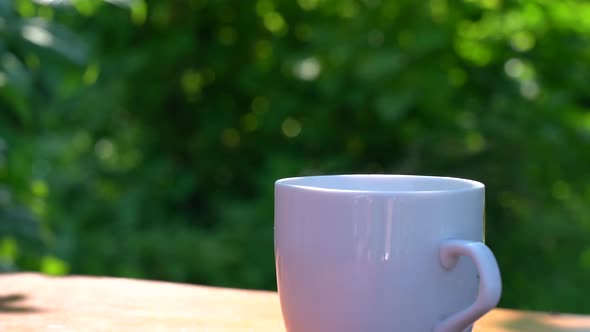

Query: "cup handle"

xmin=435 ymin=239 xmax=502 ymax=332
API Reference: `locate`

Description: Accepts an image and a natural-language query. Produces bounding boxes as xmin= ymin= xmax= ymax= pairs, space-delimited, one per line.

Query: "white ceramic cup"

xmin=274 ymin=174 xmax=501 ymax=332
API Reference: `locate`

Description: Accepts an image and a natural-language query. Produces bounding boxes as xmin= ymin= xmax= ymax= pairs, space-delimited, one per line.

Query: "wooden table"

xmin=0 ymin=273 xmax=589 ymax=331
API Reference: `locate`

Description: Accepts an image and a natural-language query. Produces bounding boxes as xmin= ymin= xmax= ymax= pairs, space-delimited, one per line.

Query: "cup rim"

xmin=275 ymin=174 xmax=484 ymax=194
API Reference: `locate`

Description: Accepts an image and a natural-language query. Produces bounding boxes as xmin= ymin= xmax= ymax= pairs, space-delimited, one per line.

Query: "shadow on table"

xmin=0 ymin=294 xmax=41 ymax=313
xmin=502 ymin=313 xmax=590 ymax=332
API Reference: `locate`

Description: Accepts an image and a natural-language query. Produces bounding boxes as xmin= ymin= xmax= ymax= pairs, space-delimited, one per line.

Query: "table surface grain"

xmin=0 ymin=273 xmax=589 ymax=331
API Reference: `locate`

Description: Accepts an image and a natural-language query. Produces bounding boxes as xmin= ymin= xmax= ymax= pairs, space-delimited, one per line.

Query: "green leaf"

xmin=355 ymin=51 xmax=404 ymax=82
xmin=41 ymin=255 xmax=69 ymax=276
xmin=375 ymin=91 xmax=414 ymax=123
xmin=19 ymin=18 xmax=88 ymax=64
xmin=0 ymin=53 xmax=31 ymax=123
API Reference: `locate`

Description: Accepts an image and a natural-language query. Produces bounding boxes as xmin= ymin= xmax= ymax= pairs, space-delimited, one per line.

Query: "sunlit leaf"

xmin=19 ymin=18 xmax=88 ymax=64
xmin=41 ymin=255 xmax=69 ymax=275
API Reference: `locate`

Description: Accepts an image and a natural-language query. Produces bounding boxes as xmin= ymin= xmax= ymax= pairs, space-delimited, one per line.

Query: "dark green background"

xmin=1 ymin=0 xmax=590 ymax=313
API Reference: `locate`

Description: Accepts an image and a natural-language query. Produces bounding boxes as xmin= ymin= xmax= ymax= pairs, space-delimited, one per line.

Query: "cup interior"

xmin=276 ymin=174 xmax=483 ymax=193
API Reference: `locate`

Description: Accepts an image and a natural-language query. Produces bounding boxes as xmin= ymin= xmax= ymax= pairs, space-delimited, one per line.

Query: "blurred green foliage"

xmin=1 ymin=0 xmax=590 ymax=313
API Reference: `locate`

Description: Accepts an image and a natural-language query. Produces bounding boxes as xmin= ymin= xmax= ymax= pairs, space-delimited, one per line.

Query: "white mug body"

xmin=274 ymin=175 xmax=499 ymax=332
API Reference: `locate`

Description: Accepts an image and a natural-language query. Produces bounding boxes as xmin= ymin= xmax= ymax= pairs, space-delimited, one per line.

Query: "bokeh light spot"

xmin=504 ymin=58 xmax=524 ymax=78
xmin=181 ymin=69 xmax=203 ymax=96
xmin=83 ymin=63 xmax=100 ymax=85
xmin=251 ymin=96 xmax=270 ymax=114
xmin=241 ymin=113 xmax=259 ymax=132
xmin=281 ymin=118 xmax=302 ymax=138
xmin=41 ymin=256 xmax=70 ymax=276
xmin=430 ymin=0 xmax=448 ymax=23
xmin=448 ymin=67 xmax=467 ymax=87
xmin=297 ymin=0 xmax=319 ymax=10
xmin=263 ymin=11 xmax=287 ymax=34
xmin=31 ymin=179 xmax=49 ymax=197
xmin=510 ymin=31 xmax=536 ymax=52
xmin=293 ymin=57 xmax=321 ymax=81
xmin=338 ymin=0 xmax=358 ymax=18
xmin=218 ymin=26 xmax=237 ymax=45
xmin=256 ymin=0 xmax=274 ymax=16
xmin=22 ymin=25 xmax=54 ymax=47
xmin=221 ymin=128 xmax=241 ymax=148
xmin=255 ymin=40 xmax=273 ymax=60
xmin=520 ymin=80 xmax=539 ymax=100
xmin=95 ymin=139 xmax=115 ymax=160
xmin=552 ymin=181 xmax=571 ymax=201
xmin=465 ymin=132 xmax=485 ymax=153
